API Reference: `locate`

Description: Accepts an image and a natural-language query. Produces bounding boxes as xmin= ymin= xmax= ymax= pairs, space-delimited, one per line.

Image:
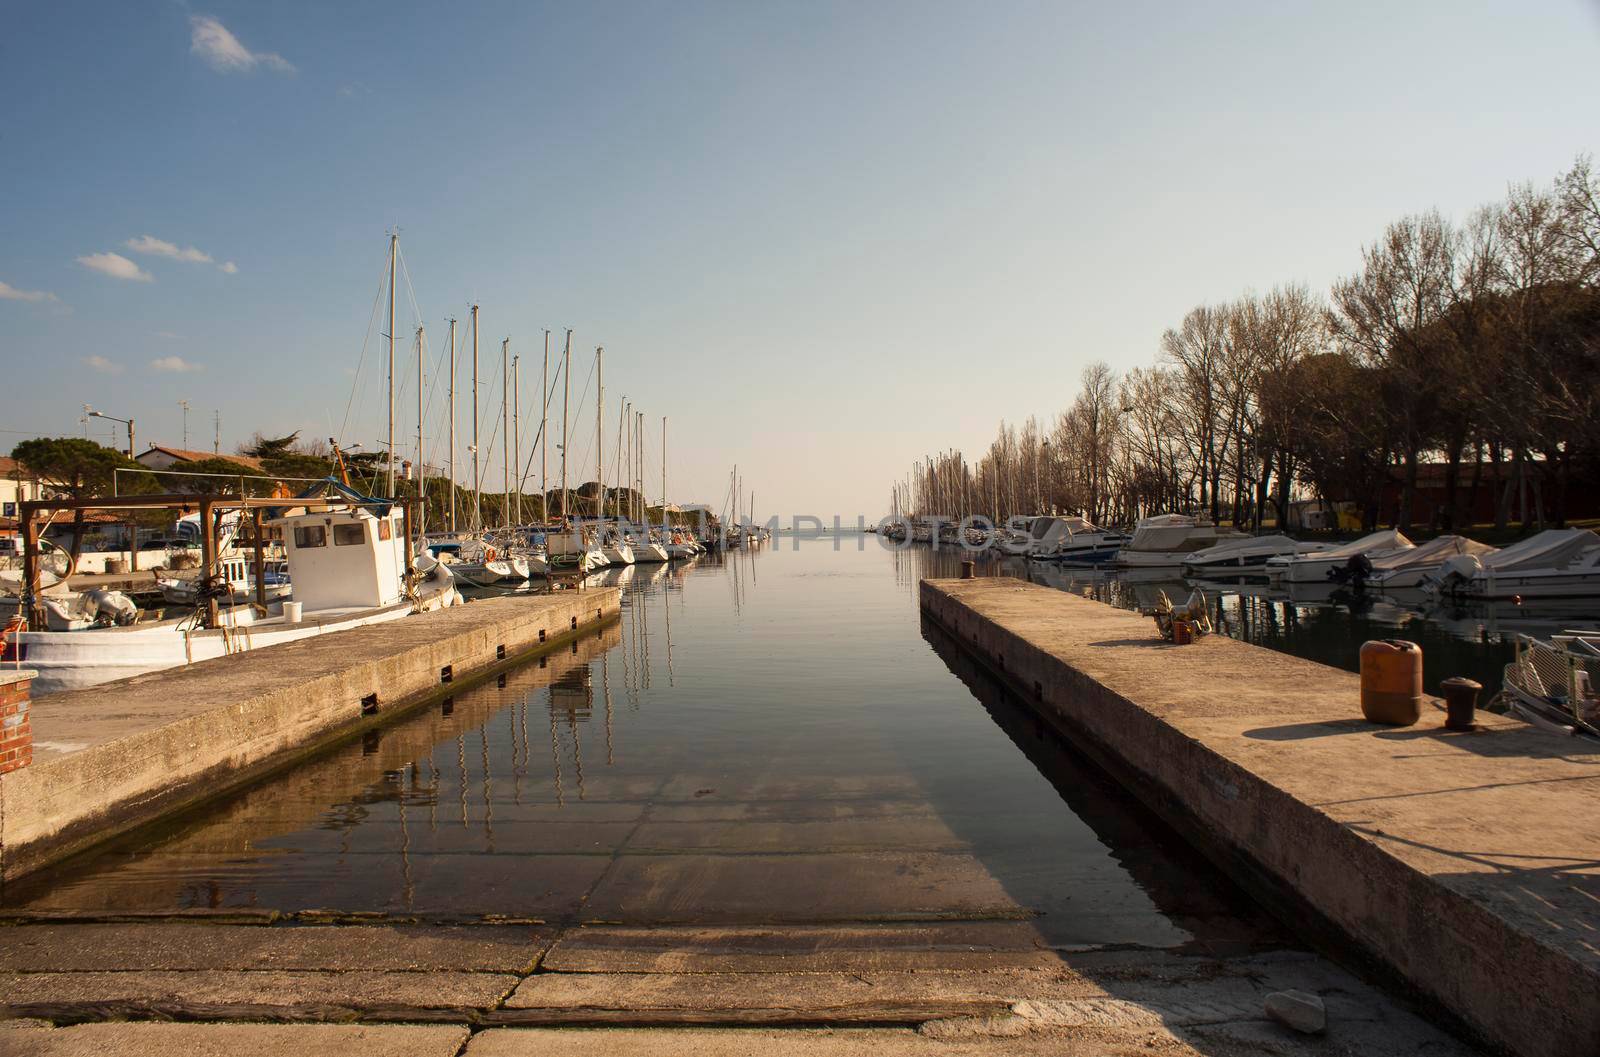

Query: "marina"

xmin=0 ymin=543 xmax=1491 ymax=1057
xmin=4 ymin=6 xmax=1599 ymax=1054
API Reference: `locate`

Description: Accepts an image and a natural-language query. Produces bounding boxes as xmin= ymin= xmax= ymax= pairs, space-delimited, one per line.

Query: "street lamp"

xmin=87 ymin=408 xmax=135 ymax=458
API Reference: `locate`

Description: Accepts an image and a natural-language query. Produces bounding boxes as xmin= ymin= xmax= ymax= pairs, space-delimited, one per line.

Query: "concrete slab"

xmin=921 ymin=577 xmax=1600 ymax=1057
xmin=0 ymin=1020 xmax=469 ymax=1057
xmin=462 ymin=1026 xmax=1195 ymax=1057
xmin=540 ymin=923 xmax=1069 ymax=973
xmin=0 ymin=969 xmax=517 ymax=1019
xmin=498 ymin=969 xmax=1062 ymax=1023
xmin=580 ymin=852 xmax=1024 ymax=924
xmin=0 ymin=923 xmax=554 ymax=972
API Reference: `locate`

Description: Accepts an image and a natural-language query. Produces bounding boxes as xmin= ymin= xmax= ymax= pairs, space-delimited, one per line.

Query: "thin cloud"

xmin=77 ymin=252 xmax=154 ymax=282
xmin=150 ymin=356 xmax=203 ymax=373
xmin=0 ymin=280 xmax=58 ymax=303
xmin=125 ymin=235 xmax=212 ymax=264
xmin=153 ymin=330 xmax=182 ymax=340
xmin=190 ymin=15 xmax=295 ymax=75
xmin=84 ymin=355 xmax=123 ymax=375
xmin=218 ymin=261 xmax=239 ymax=274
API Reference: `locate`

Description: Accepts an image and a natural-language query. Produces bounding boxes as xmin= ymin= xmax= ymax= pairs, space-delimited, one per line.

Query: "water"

xmin=896 ymin=544 xmax=1600 ymax=699
xmin=0 ymin=538 xmax=1284 ymax=956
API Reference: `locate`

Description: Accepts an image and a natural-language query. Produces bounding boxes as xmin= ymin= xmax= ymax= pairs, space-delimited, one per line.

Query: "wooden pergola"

xmin=17 ymin=492 xmax=416 ymax=629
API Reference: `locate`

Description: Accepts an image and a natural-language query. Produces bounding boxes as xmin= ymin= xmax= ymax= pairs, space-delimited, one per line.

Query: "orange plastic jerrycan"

xmin=1359 ymin=639 xmax=1423 ymax=725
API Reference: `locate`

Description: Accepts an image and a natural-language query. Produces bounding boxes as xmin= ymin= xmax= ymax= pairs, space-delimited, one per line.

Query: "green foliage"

xmin=10 ymin=437 xmax=149 ymax=500
xmin=158 ymin=457 xmax=279 ymax=496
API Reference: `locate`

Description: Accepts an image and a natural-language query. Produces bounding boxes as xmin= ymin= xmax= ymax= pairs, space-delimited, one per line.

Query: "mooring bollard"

xmin=960 ymin=560 xmax=975 ymax=579
xmin=1440 ymin=677 xmax=1482 ymax=731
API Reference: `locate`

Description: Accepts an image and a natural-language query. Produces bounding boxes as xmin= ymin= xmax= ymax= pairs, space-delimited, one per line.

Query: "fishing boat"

xmin=1181 ymin=534 xmax=1326 ymax=578
xmin=547 ymin=525 xmax=607 ymax=575
xmin=1428 ymin=528 xmax=1600 ymax=599
xmin=157 ymin=555 xmax=292 ymax=606
xmin=5 ymin=499 xmax=460 ymax=694
xmin=1263 ymin=530 xmax=1413 ymax=584
xmin=1115 ymin=514 xmax=1246 ymax=570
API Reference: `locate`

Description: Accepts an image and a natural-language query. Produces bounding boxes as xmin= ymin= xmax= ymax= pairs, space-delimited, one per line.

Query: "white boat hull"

xmin=8 ymin=603 xmax=419 ymax=695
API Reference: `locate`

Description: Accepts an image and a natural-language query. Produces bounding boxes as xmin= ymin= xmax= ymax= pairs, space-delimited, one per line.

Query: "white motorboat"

xmin=1264 ymin=530 xmax=1413 ymax=584
xmin=1363 ymin=535 xmax=1497 ymax=589
xmin=1018 ymin=516 xmax=1129 ymax=564
xmin=996 ymin=516 xmax=1049 ymax=556
xmin=1428 ymin=528 xmax=1600 ymax=599
xmin=1181 ymin=534 xmax=1326 ymax=578
xmin=6 ymin=503 xmax=461 ymax=694
xmin=1115 ymin=514 xmax=1246 ymax=569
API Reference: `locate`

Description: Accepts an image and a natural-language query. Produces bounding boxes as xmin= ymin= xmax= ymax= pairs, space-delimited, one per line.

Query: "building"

xmin=0 ymin=457 xmax=41 ymax=539
xmin=135 ymin=445 xmax=267 ymax=475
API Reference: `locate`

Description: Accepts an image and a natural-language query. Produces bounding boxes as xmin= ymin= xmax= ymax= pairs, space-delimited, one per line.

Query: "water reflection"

xmin=2 ymin=541 xmax=1287 ymax=955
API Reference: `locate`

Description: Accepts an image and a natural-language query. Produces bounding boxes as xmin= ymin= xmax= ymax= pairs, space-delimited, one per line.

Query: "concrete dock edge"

xmin=0 ymin=588 xmax=621 ymax=884
xmin=920 ymin=576 xmax=1599 ymax=1057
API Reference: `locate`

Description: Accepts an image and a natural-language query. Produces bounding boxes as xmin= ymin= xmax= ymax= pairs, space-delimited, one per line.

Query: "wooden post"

xmin=252 ymin=508 xmax=266 ymax=608
xmin=20 ymin=505 xmax=41 ymax=630
xmin=128 ymin=520 xmax=139 ymax=573
xmin=199 ymin=497 xmax=218 ymax=628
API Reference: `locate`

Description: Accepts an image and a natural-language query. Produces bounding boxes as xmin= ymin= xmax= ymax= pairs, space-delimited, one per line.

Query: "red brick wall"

xmin=0 ymin=675 xmax=32 ymax=774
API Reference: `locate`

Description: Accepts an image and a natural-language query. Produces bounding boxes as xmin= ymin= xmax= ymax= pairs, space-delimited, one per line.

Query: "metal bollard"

xmin=1440 ymin=677 xmax=1482 ymax=731
xmin=960 ymin=560 xmax=975 ymax=579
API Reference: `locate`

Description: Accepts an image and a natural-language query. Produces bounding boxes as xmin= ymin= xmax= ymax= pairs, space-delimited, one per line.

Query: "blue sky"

xmin=3 ymin=1 xmax=1598 ymax=518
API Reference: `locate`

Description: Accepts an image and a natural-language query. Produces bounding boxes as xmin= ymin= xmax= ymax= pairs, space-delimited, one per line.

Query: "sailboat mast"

xmin=560 ymin=329 xmax=571 ymax=522
xmin=416 ymin=322 xmax=425 ymax=537
xmin=662 ymin=416 xmax=667 ymax=533
xmin=541 ymin=330 xmax=549 ymax=523
xmin=471 ymin=304 xmax=481 ymax=530
xmin=615 ymin=399 xmax=628 ymax=526
xmin=595 ymin=347 xmax=604 ymax=520
xmin=447 ymin=318 xmax=457 ymax=534
xmin=386 ymin=232 xmax=397 ymax=495
xmin=512 ymin=354 xmax=521 ymax=526
xmin=501 ymin=337 xmax=510 ymax=528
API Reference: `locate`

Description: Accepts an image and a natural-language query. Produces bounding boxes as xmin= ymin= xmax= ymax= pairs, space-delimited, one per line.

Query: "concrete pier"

xmin=0 ymin=588 xmax=620 ymax=883
xmin=920 ymin=577 xmax=1600 ymax=1057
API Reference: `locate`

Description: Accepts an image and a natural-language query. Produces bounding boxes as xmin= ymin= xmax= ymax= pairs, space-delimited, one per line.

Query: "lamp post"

xmin=87 ymin=409 xmax=135 ymax=458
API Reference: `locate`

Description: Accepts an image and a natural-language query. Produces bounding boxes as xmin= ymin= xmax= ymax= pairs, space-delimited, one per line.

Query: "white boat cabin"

xmin=275 ymin=506 xmax=406 ymax=610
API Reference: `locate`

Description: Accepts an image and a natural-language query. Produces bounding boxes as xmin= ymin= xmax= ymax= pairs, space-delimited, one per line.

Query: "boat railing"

xmin=1502 ymin=633 xmax=1600 ymax=734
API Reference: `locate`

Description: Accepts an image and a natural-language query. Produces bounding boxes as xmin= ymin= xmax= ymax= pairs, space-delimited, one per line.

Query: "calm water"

xmin=894 ymin=544 xmax=1600 ymax=698
xmin=1 ymin=538 xmax=1283 ymax=955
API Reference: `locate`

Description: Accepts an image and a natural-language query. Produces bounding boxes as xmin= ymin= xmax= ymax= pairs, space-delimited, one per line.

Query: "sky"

xmin=2 ymin=1 xmax=1598 ymax=521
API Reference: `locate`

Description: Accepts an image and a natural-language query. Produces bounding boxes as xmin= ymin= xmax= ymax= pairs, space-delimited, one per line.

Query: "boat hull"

xmin=7 ymin=603 xmax=418 ymax=695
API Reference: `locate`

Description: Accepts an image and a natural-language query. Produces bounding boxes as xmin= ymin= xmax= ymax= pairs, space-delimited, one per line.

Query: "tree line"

xmin=891 ymin=155 xmax=1600 ymax=535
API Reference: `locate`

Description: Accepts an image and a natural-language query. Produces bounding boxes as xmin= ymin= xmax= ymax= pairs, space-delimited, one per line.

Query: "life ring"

xmin=485 ymin=546 xmax=497 ymax=561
